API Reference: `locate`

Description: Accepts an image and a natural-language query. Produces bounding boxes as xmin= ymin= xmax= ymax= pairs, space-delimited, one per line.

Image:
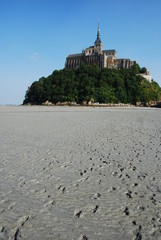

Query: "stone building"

xmin=65 ymin=23 xmax=136 ymax=70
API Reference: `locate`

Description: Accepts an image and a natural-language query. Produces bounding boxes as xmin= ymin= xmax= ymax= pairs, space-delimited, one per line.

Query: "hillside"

xmin=23 ymin=63 xmax=161 ymax=106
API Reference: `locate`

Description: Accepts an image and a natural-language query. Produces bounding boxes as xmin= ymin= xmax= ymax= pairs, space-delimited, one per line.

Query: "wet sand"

xmin=0 ymin=106 xmax=161 ymax=240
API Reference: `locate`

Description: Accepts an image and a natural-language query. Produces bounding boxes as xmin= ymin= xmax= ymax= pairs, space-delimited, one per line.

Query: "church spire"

xmin=95 ymin=19 xmax=102 ymax=44
xmin=94 ymin=19 xmax=103 ymax=54
xmin=97 ymin=19 xmax=100 ymax=38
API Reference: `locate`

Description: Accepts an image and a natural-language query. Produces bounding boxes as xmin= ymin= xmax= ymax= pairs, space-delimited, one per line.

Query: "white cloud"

xmin=30 ymin=52 xmax=39 ymax=60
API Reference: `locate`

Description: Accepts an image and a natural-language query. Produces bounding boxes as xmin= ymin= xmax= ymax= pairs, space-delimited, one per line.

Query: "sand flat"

xmin=0 ymin=106 xmax=161 ymax=239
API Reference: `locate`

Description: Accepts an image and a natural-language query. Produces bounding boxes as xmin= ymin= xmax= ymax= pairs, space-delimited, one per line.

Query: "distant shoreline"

xmin=0 ymin=104 xmax=161 ymax=109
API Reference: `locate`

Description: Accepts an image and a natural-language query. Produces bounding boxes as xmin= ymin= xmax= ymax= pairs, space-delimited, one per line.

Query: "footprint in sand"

xmin=93 ymin=193 xmax=101 ymax=199
xmin=8 ymin=202 xmax=17 ymax=210
xmin=79 ymin=234 xmax=88 ymax=240
xmin=40 ymin=200 xmax=56 ymax=213
xmin=89 ymin=205 xmax=99 ymax=214
xmin=74 ymin=209 xmax=82 ymax=218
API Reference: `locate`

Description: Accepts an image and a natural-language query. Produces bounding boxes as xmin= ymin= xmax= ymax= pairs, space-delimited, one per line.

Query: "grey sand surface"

xmin=0 ymin=106 xmax=161 ymax=239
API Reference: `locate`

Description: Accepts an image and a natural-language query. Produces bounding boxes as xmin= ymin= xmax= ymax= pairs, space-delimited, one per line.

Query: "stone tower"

xmin=94 ymin=21 xmax=103 ymax=54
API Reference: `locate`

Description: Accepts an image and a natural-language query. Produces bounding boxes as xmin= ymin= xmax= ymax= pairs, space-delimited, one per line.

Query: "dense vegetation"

xmin=23 ymin=63 xmax=161 ymax=105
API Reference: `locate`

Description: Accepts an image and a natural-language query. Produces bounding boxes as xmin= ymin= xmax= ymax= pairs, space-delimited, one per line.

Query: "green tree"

xmin=23 ymin=64 xmax=161 ymax=106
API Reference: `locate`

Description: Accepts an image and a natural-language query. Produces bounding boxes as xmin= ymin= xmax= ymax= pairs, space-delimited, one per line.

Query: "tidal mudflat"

xmin=0 ymin=106 xmax=161 ymax=240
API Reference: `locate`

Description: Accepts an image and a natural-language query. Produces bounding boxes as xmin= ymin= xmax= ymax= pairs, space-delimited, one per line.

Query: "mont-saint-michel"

xmin=23 ymin=24 xmax=160 ymax=107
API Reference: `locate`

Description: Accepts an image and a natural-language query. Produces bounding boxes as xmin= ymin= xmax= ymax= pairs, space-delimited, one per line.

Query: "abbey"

xmin=65 ymin=23 xmax=136 ymax=70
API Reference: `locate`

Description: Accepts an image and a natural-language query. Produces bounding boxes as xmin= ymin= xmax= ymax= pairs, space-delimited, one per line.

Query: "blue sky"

xmin=0 ymin=0 xmax=161 ymax=105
